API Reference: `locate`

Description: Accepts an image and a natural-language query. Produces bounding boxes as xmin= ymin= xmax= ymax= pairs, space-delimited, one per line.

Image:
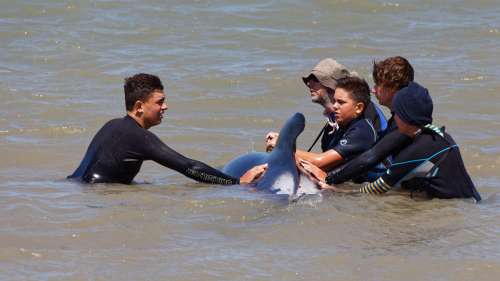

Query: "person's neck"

xmin=322 ymin=102 xmax=335 ymax=117
xmin=404 ymin=127 xmax=422 ymax=138
xmin=387 ymin=99 xmax=394 ymax=111
xmin=127 ymin=111 xmax=148 ymax=129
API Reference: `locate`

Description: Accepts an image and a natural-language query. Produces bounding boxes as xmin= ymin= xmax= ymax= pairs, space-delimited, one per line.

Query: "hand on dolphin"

xmin=239 ymin=163 xmax=268 ymax=184
xmin=298 ymin=160 xmax=353 ymax=193
xmin=299 ymin=159 xmax=326 ymax=183
xmin=317 ymin=181 xmax=358 ymax=193
xmin=265 ymin=131 xmax=279 ymax=152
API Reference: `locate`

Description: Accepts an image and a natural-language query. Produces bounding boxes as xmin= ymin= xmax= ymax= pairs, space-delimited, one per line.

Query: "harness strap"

xmin=307 ymin=122 xmax=328 ymax=152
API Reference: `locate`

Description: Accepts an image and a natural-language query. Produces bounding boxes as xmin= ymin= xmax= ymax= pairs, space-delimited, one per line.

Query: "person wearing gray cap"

xmin=302 ymin=58 xmax=352 ymax=106
xmin=317 ymin=82 xmax=481 ymax=201
xmin=266 ymin=58 xmax=386 ymax=172
xmin=267 ymin=59 xmax=386 ymax=150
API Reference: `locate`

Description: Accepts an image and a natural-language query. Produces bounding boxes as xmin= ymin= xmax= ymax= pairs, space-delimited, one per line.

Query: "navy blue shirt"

xmin=321 ymin=116 xmax=377 ymax=162
xmin=326 ymin=112 xmax=411 ymax=184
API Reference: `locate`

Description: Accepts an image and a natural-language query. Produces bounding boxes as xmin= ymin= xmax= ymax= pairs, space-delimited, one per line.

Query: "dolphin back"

xmin=222 ymin=152 xmax=269 ymax=179
xmin=256 ymin=112 xmax=304 ymax=194
xmin=274 ymin=112 xmax=305 ymax=151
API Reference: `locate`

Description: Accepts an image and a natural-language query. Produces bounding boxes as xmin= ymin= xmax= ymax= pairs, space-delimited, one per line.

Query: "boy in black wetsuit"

xmin=68 ymin=73 xmax=265 ymax=184
xmin=317 ymin=82 xmax=481 ymax=201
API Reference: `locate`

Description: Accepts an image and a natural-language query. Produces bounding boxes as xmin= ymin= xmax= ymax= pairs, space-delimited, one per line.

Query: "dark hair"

xmin=124 ymin=73 xmax=164 ymax=111
xmin=336 ymin=76 xmax=371 ymax=108
xmin=372 ymin=56 xmax=414 ymax=91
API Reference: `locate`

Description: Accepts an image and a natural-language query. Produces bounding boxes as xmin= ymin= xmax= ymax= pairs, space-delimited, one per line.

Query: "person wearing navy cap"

xmin=316 ymin=82 xmax=481 ymax=201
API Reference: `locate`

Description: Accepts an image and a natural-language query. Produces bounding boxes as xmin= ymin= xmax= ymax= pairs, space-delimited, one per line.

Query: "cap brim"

xmin=302 ymin=73 xmax=314 ymax=86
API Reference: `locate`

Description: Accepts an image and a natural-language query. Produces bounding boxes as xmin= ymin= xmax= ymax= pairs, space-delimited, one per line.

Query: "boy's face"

xmin=333 ymin=87 xmax=363 ymax=127
xmin=141 ymin=90 xmax=168 ymax=129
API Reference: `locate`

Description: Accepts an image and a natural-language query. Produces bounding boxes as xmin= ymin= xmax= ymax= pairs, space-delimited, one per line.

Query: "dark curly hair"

xmin=372 ymin=56 xmax=414 ymax=91
xmin=124 ymin=73 xmax=164 ymax=111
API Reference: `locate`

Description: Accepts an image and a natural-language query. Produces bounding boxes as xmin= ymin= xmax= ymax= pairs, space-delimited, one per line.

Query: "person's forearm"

xmin=326 ymin=131 xmax=410 ymax=184
xmin=185 ymin=165 xmax=239 ymax=185
xmin=295 ymin=150 xmax=321 ymax=165
xmin=296 ymin=149 xmax=343 ymax=170
xmin=151 ymin=139 xmax=239 ymax=185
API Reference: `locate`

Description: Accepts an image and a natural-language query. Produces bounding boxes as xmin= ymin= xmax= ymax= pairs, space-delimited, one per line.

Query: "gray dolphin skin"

xmin=223 ymin=112 xmax=320 ymax=198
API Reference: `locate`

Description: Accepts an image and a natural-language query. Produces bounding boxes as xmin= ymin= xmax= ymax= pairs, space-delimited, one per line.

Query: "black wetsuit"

xmin=321 ymin=116 xmax=377 ymax=163
xmin=326 ymin=113 xmax=412 ymax=184
xmin=363 ymin=101 xmax=387 ymax=136
xmin=359 ymin=126 xmax=481 ymax=201
xmin=68 ymin=115 xmax=239 ymax=185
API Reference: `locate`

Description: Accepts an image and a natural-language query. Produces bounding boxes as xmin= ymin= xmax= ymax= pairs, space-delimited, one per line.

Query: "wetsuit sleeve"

xmin=359 ymin=177 xmax=393 ymax=194
xmin=326 ymin=130 xmax=410 ymax=184
xmin=330 ymin=120 xmax=376 ymax=161
xmin=145 ymin=133 xmax=239 ymax=185
xmin=359 ymin=140 xmax=424 ymax=194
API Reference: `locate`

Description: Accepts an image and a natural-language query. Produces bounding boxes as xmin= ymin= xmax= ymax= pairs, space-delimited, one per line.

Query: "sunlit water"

xmin=1 ymin=1 xmax=500 ymax=280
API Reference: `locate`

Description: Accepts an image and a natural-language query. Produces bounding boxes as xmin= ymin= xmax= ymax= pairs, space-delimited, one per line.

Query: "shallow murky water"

xmin=1 ymin=1 xmax=500 ymax=280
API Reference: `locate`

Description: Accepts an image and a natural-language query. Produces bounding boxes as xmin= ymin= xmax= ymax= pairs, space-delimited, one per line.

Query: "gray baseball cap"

xmin=302 ymin=58 xmax=355 ymax=90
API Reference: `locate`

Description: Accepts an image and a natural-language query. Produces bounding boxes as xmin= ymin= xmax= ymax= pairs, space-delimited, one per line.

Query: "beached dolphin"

xmin=223 ymin=112 xmax=320 ymax=199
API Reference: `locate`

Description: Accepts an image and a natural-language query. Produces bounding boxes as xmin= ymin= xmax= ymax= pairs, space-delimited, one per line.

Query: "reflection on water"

xmin=1 ymin=0 xmax=500 ymax=280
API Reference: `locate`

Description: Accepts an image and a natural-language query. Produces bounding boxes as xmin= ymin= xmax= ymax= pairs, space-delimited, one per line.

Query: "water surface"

xmin=1 ymin=1 xmax=500 ymax=280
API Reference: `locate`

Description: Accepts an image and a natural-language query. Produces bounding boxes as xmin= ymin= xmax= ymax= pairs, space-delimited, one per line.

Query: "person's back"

xmin=362 ymin=100 xmax=388 ymax=138
xmin=320 ymin=116 xmax=377 ymax=159
xmin=390 ymin=126 xmax=480 ymax=200
xmin=69 ymin=116 xmax=155 ymax=183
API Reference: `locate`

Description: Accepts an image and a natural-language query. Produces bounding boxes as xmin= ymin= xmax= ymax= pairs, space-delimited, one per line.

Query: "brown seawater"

xmin=1 ymin=1 xmax=500 ymax=280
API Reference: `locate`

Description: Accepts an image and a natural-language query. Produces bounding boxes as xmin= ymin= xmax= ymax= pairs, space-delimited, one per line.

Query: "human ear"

xmin=355 ymin=102 xmax=365 ymax=115
xmin=134 ymin=100 xmax=144 ymax=114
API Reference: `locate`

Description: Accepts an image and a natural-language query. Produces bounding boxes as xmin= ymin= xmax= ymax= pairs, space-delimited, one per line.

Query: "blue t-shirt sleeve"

xmin=331 ymin=119 xmax=377 ymax=161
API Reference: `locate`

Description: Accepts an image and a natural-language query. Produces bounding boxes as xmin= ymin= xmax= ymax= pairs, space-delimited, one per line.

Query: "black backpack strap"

xmin=307 ymin=122 xmax=328 ymax=152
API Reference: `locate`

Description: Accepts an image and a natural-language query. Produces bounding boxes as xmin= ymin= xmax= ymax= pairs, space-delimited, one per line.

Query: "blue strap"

xmin=390 ymin=144 xmax=458 ymax=168
xmin=374 ymin=103 xmax=388 ymax=133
